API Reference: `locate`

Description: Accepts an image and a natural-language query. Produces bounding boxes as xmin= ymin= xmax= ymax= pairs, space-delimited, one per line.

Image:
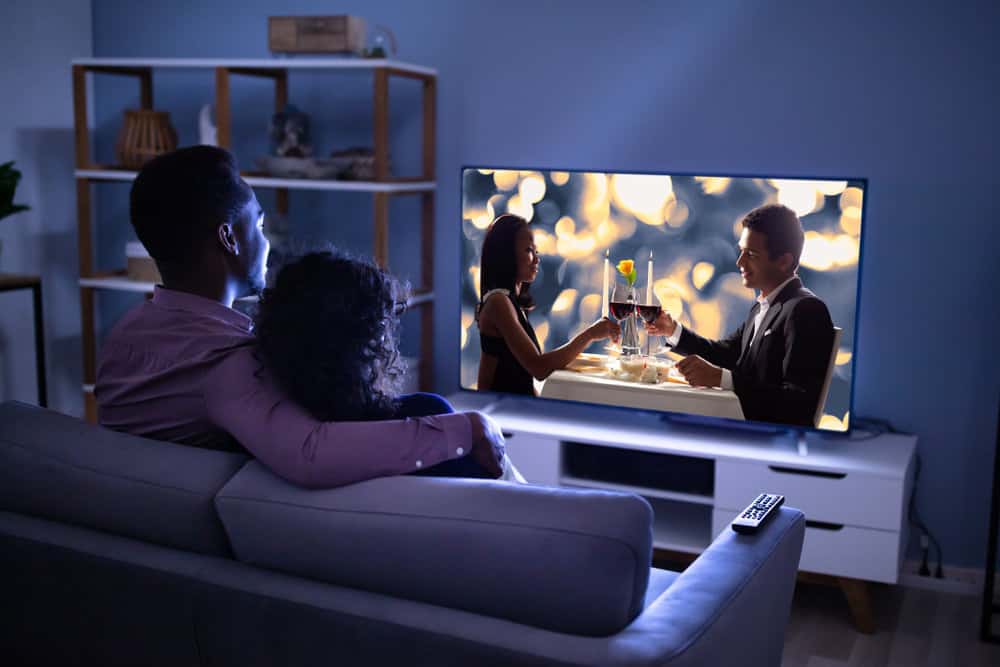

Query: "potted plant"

xmin=0 ymin=161 xmax=30 ymax=264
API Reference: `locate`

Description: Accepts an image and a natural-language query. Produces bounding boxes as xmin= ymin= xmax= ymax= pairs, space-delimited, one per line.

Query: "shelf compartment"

xmin=561 ymin=441 xmax=715 ymax=498
xmin=649 ymin=498 xmax=713 ymax=554
xmin=558 ymin=475 xmax=714 ymax=506
xmin=559 ymin=480 xmax=714 ymax=555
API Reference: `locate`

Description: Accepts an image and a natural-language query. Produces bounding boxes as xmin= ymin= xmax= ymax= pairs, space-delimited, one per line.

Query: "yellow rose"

xmin=616 ymin=259 xmax=634 ymax=276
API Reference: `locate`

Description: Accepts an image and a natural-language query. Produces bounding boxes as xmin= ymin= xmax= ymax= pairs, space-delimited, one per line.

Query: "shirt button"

xmin=456 ymin=447 xmax=464 ymax=456
xmin=415 ymin=460 xmax=423 ymax=468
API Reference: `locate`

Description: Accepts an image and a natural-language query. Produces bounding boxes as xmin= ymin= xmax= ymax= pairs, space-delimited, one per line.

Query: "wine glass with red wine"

xmin=611 ymin=283 xmax=641 ymax=357
xmin=610 ymin=282 xmax=637 ymax=321
xmin=637 ymin=295 xmax=662 ymax=356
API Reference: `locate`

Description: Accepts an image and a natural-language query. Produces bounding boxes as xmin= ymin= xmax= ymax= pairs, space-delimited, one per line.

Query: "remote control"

xmin=731 ymin=493 xmax=785 ymax=534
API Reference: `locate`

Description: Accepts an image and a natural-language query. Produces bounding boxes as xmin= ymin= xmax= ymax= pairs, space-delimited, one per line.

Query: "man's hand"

xmin=465 ymin=412 xmax=505 ymax=478
xmin=646 ymin=311 xmax=678 ymax=337
xmin=676 ymin=355 xmax=723 ymax=388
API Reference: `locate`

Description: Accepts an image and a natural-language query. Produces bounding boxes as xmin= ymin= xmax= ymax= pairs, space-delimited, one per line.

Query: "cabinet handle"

xmin=805 ymin=520 xmax=844 ymax=531
xmin=768 ymin=465 xmax=846 ymax=480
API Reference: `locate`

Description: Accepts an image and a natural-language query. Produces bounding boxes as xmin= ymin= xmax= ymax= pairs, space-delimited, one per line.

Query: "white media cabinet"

xmin=449 ymin=393 xmax=917 ymax=632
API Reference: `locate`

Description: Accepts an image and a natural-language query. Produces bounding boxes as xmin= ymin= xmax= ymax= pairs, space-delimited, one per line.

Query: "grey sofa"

xmin=0 ymin=400 xmax=805 ymax=666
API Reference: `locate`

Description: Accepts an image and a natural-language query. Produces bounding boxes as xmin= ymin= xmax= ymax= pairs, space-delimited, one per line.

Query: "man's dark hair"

xmin=129 ymin=145 xmax=253 ymax=263
xmin=253 ymin=247 xmax=408 ymax=422
xmin=478 ymin=213 xmax=535 ymax=310
xmin=741 ymin=203 xmax=805 ymax=270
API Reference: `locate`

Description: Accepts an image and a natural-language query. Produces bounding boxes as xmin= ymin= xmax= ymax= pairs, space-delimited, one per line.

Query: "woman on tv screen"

xmin=476 ymin=214 xmax=620 ymax=395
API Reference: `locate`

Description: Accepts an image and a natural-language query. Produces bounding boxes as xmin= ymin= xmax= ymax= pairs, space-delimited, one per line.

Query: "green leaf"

xmin=627 ymin=269 xmax=637 ymax=285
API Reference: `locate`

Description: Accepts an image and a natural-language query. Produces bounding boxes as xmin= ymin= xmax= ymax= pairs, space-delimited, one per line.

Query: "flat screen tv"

xmin=460 ymin=167 xmax=866 ymax=434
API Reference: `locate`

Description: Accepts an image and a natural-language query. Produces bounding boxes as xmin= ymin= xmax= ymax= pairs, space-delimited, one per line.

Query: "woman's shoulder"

xmin=481 ymin=288 xmax=511 ymax=303
xmin=479 ymin=289 xmax=517 ymax=318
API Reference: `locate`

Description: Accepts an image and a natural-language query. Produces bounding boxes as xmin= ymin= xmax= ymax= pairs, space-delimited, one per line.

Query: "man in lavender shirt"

xmin=96 ymin=146 xmax=504 ymax=488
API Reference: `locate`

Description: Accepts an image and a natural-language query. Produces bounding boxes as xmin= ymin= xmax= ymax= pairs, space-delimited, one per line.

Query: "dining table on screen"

xmin=537 ymin=353 xmax=745 ymax=421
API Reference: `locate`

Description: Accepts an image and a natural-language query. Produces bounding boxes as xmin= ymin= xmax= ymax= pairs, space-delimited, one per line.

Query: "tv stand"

xmin=449 ymin=393 xmax=917 ymax=633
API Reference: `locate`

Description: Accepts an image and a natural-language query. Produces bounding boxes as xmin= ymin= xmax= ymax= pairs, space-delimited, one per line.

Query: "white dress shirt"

xmin=664 ymin=275 xmax=798 ymax=390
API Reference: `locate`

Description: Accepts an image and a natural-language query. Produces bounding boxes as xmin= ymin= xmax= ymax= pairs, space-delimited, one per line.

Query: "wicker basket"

xmin=116 ymin=110 xmax=178 ymax=169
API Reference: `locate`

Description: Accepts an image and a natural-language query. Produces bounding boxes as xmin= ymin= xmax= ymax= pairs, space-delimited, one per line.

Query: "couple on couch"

xmin=96 ymin=146 xmax=509 ymax=486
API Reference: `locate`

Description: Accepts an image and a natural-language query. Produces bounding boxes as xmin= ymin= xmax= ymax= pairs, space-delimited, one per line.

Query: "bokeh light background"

xmin=461 ymin=168 xmax=865 ymax=432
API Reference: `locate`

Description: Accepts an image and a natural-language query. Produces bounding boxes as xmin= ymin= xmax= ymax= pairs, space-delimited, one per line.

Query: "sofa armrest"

xmin=615 ymin=506 xmax=804 ymax=667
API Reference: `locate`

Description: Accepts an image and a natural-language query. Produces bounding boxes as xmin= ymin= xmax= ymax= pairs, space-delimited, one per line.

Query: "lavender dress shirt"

xmin=95 ymin=287 xmax=472 ymax=488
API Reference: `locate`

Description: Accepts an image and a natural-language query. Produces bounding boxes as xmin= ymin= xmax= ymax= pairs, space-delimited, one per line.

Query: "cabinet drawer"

xmin=711 ymin=509 xmax=901 ymax=583
xmin=715 ymin=459 xmax=905 ymax=531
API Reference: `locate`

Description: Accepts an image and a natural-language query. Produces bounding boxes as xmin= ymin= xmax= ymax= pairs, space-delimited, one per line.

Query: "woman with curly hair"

xmin=477 ymin=214 xmax=620 ymax=395
xmin=254 ymin=247 xmax=507 ymax=479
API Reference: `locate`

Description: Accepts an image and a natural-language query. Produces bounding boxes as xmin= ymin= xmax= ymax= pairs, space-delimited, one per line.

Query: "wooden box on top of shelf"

xmin=268 ymin=16 xmax=367 ymax=54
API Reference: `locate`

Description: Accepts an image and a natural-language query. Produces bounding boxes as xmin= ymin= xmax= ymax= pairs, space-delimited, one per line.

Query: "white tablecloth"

xmin=538 ymin=366 xmax=745 ymax=421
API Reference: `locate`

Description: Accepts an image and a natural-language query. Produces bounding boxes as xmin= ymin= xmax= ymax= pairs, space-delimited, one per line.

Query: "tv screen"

xmin=460 ymin=167 xmax=865 ymax=433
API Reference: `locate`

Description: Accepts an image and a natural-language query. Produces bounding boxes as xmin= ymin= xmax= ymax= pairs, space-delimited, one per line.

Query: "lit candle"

xmin=646 ymin=250 xmax=654 ymax=304
xmin=602 ymin=249 xmax=610 ymax=318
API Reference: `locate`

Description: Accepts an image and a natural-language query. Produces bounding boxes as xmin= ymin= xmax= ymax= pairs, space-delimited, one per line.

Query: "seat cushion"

xmin=0 ymin=401 xmax=248 ymax=556
xmin=216 ymin=460 xmax=653 ymax=636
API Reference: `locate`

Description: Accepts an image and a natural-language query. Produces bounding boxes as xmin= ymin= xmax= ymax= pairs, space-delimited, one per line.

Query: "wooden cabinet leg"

xmin=838 ymin=577 xmax=875 ymax=634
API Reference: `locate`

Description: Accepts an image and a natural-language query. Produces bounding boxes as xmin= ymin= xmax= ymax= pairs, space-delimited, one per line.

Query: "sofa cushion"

xmin=216 ymin=460 xmax=653 ymax=636
xmin=0 ymin=401 xmax=248 ymax=556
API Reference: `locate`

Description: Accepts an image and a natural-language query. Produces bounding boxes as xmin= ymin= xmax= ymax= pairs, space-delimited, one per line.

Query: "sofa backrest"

xmin=0 ymin=401 xmax=248 ymax=556
xmin=216 ymin=460 xmax=653 ymax=636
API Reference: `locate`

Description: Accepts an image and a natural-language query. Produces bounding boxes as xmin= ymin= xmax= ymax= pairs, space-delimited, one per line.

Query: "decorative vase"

xmin=115 ymin=110 xmax=178 ymax=169
xmin=620 ymin=284 xmax=642 ymax=357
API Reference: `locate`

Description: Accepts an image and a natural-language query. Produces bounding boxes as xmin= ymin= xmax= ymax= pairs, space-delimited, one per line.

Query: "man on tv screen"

xmin=646 ymin=203 xmax=835 ymax=427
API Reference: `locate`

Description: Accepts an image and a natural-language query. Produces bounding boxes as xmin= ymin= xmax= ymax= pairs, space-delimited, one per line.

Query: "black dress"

xmin=478 ymin=289 xmax=540 ymax=396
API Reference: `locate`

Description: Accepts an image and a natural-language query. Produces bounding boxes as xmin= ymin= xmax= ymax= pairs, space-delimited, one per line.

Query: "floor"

xmin=781 ymin=582 xmax=1000 ymax=667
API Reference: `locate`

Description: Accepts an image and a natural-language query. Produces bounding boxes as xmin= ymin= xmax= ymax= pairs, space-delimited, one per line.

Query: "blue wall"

xmin=92 ymin=0 xmax=999 ymax=567
xmin=0 ymin=0 xmax=92 ymax=415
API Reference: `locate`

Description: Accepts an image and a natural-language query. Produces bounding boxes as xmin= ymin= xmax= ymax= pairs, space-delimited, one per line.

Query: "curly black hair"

xmin=253 ymin=247 xmax=409 ymax=422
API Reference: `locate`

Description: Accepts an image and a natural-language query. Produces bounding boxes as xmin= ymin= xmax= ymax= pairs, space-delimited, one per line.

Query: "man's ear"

xmin=218 ymin=223 xmax=238 ymax=257
xmin=777 ymin=252 xmax=794 ymax=274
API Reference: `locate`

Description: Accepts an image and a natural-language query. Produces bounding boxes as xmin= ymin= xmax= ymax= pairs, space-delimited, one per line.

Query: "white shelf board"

xmin=78 ymin=277 xmax=259 ymax=302
xmin=407 ymin=291 xmax=434 ymax=308
xmin=80 ymin=276 xmax=154 ymax=293
xmin=75 ymin=170 xmax=435 ymax=193
xmin=244 ymin=175 xmax=435 ymax=193
xmin=559 ymin=475 xmax=714 ymax=506
xmin=72 ymin=57 xmax=436 ymax=77
xmin=79 ymin=277 xmax=433 ymax=308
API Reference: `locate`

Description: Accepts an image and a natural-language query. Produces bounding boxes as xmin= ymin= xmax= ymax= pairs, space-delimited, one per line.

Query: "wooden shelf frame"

xmin=72 ymin=59 xmax=437 ymax=420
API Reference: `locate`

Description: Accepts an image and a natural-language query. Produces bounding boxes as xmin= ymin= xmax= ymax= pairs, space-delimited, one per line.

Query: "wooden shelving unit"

xmin=71 ymin=57 xmax=437 ymax=421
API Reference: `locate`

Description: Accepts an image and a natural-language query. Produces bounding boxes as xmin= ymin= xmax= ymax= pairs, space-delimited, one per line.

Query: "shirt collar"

xmin=151 ymin=286 xmax=253 ymax=331
xmin=757 ymin=275 xmax=798 ymax=306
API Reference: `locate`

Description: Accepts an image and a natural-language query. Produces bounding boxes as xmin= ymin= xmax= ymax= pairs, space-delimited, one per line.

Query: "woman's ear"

xmin=218 ymin=223 xmax=239 ymax=256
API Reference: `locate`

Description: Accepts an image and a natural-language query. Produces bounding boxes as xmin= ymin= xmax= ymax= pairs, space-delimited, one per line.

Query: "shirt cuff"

xmin=443 ymin=413 xmax=473 ymax=461
xmin=664 ymin=322 xmax=683 ymax=347
xmin=720 ymin=368 xmax=734 ymax=391
xmin=411 ymin=412 xmax=473 ymax=471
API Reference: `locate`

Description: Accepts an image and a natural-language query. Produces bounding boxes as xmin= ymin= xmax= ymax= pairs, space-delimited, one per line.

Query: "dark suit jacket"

xmin=671 ymin=277 xmax=835 ymax=427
